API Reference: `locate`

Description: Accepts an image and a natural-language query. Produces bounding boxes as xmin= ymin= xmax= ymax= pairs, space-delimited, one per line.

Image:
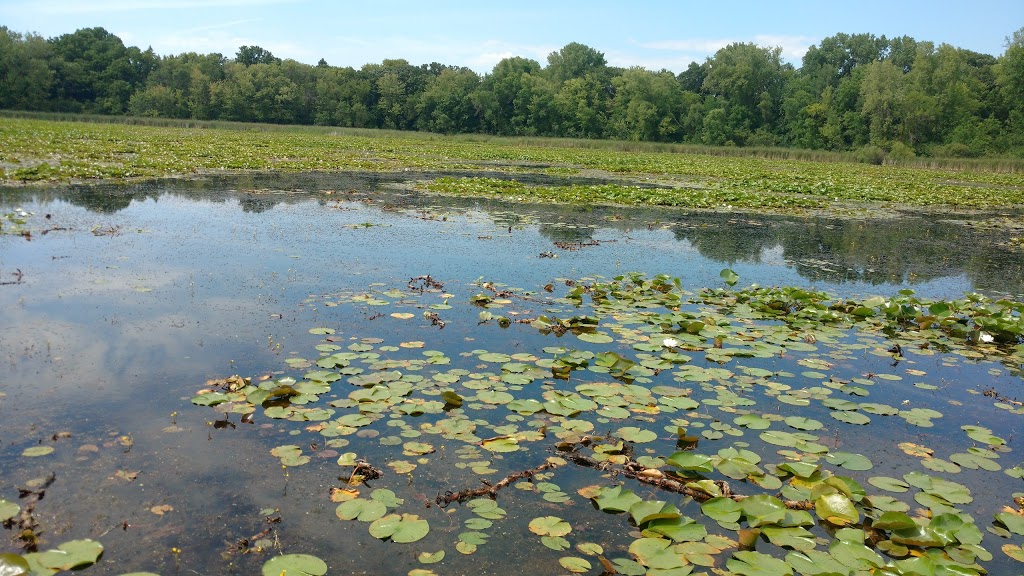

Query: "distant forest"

xmin=2 ymin=26 xmax=1023 ymax=158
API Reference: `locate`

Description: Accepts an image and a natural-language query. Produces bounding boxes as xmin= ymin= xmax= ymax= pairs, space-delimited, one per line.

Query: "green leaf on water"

xmin=30 ymin=539 xmax=104 ymax=571
xmin=417 ymin=550 xmax=444 ymax=564
xmin=825 ymin=452 xmax=873 ymax=471
xmin=559 ymin=557 xmax=592 ymax=573
xmin=629 ymin=538 xmax=689 ymax=571
xmin=867 ymin=476 xmax=910 ymax=493
xmin=593 ymin=486 xmax=642 ymax=513
xmin=368 ymin=513 xmax=430 ymax=543
xmin=720 ymin=268 xmax=739 ymax=287
xmin=0 ymin=553 xmax=29 ymax=576
xmin=628 ymin=501 xmax=681 ymax=526
xmin=762 ymin=526 xmax=816 ymax=551
xmin=335 ymin=499 xmax=387 ymax=522
xmin=0 ymin=499 xmax=19 ymax=522
xmin=665 ymin=452 xmax=713 ymax=474
xmin=726 ymin=550 xmax=793 ymax=575
xmin=261 ymin=554 xmax=327 ymax=576
xmin=528 ymin=516 xmax=572 ymax=537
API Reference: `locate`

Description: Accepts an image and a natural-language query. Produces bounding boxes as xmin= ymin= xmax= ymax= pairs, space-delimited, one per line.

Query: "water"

xmin=1 ymin=174 xmax=1022 ymax=574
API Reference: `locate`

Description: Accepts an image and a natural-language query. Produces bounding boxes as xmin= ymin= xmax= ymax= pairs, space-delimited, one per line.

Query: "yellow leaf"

xmin=150 ymin=505 xmax=173 ymax=516
xmin=330 ymin=488 xmax=360 ymax=502
xmin=898 ymin=442 xmax=933 ymax=458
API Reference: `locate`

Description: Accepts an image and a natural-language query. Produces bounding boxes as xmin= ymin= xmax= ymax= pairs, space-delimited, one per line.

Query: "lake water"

xmin=1 ymin=173 xmax=1022 ymax=575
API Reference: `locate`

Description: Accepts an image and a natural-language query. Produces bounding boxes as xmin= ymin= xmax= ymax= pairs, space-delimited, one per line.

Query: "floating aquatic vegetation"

xmin=182 ymin=269 xmax=1024 ymax=574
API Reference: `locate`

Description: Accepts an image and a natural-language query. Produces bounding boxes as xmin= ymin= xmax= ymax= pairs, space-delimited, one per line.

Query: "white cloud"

xmin=640 ymin=38 xmax=733 ymax=54
xmin=638 ymin=34 xmax=816 ymax=64
xmin=316 ymin=36 xmax=556 ymax=72
xmin=605 ymin=49 xmax=704 ymax=73
xmin=752 ymin=34 xmax=816 ymax=61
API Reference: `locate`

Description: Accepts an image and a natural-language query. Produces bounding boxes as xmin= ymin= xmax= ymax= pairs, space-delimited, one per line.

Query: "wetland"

xmin=1 ymin=122 xmax=1024 ymax=576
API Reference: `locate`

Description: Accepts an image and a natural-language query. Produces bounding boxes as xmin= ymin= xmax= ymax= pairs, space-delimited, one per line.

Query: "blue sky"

xmin=1 ymin=0 xmax=1021 ymax=73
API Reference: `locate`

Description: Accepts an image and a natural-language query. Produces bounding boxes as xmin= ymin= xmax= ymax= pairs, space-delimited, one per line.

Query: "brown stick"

xmin=435 ymin=460 xmax=561 ymax=507
xmin=562 ymin=439 xmax=814 ymax=510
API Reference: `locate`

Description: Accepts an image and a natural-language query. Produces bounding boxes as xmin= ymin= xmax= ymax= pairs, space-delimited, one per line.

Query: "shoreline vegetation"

xmin=1 ymin=27 xmax=1024 ymax=161
xmin=0 ymin=115 xmax=1022 ymax=217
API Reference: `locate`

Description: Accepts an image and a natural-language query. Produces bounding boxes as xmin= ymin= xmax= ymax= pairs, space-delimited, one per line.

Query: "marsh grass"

xmin=4 ymin=110 xmax=1023 ymax=174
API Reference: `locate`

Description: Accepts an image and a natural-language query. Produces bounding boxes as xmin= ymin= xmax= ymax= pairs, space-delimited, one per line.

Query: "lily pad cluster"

xmin=188 ymin=272 xmax=1024 ymax=574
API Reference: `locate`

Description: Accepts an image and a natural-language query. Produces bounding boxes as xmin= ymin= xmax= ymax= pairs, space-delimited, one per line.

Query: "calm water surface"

xmin=1 ymin=173 xmax=1022 ymax=574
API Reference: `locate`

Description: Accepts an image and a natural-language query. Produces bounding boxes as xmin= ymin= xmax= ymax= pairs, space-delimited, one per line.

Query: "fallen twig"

xmin=436 ymin=460 xmax=561 ymax=507
xmin=561 ymin=437 xmax=813 ymax=510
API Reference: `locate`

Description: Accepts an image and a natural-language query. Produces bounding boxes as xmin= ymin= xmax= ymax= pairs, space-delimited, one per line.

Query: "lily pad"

xmin=261 ymin=554 xmax=328 ymax=576
xmin=593 ymin=486 xmax=642 ymax=513
xmin=368 ymin=513 xmax=430 ymax=543
xmin=529 ymin=516 xmax=572 ymax=537
xmin=30 ymin=540 xmax=104 ymax=571
xmin=0 ymin=499 xmax=19 ymax=522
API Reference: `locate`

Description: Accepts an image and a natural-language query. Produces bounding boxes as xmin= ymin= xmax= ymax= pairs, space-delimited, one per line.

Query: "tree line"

xmin=2 ymin=26 xmax=1023 ymax=158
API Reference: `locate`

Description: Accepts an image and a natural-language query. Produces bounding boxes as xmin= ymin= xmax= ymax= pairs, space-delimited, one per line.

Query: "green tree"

xmin=801 ymin=33 xmax=886 ymax=92
xmin=416 ymin=67 xmax=481 ymax=133
xmin=555 ymin=73 xmax=608 ymax=138
xmin=0 ymin=27 xmax=54 ymax=110
xmin=996 ymin=28 xmax=1024 ymax=152
xmin=312 ymin=66 xmax=373 ymax=127
xmin=859 ymin=60 xmax=906 ymax=146
xmin=701 ymin=43 xmax=791 ymax=144
xmin=473 ymin=57 xmax=543 ymax=135
xmin=608 ymin=68 xmax=690 ymax=142
xmin=235 ymin=45 xmax=279 ymax=66
xmin=545 ymin=42 xmax=607 ymax=85
xmin=49 ymin=27 xmax=154 ymax=113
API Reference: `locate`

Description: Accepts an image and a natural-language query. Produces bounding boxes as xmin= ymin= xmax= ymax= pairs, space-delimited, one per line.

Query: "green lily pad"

xmin=734 ymin=414 xmax=770 ymax=429
xmin=528 ymin=516 xmax=572 ymax=537
xmin=784 ymin=416 xmax=823 ymax=431
xmin=31 ymin=539 xmax=104 ymax=571
xmin=617 ymin=426 xmax=658 ymax=443
xmin=665 ymin=452 xmax=713 ymax=474
xmin=762 ymin=526 xmax=816 ymax=551
xmin=559 ymin=557 xmax=592 ymax=573
xmin=739 ymin=494 xmax=786 ymax=527
xmin=720 ymin=268 xmax=739 ymax=286
xmin=815 ymin=493 xmax=859 ymax=526
xmin=335 ymin=499 xmax=387 ymax=522
xmin=642 ymin=516 xmax=708 ymax=543
xmin=629 ymin=537 xmax=688 ymax=571
xmin=368 ymin=513 xmax=430 ymax=543
xmin=542 ymin=536 xmax=570 ymax=551
xmin=868 ymin=476 xmax=910 ymax=493
xmin=577 ymin=332 xmax=614 ymax=344
xmin=21 ymin=446 xmax=54 ymax=457
xmin=417 ymin=550 xmax=445 ymax=564
xmin=593 ymin=486 xmax=642 ymax=513
xmin=0 ymin=553 xmax=29 ymax=576
xmin=726 ymin=550 xmax=793 ymax=575
xmin=825 ymin=452 xmax=873 ymax=471
xmin=629 ymin=501 xmax=681 ymax=526
xmin=261 ymin=554 xmax=328 ymax=576
xmin=701 ymin=497 xmax=742 ymax=525
xmin=0 ymin=499 xmax=19 ymax=522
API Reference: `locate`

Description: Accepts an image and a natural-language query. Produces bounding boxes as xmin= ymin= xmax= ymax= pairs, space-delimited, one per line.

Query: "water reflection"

xmin=1 ymin=174 xmax=1022 ymax=573
xmin=5 ymin=173 xmax=1020 ymax=296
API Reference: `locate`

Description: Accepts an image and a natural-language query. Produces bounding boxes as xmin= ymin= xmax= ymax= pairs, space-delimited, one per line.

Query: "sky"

xmin=1 ymin=0 xmax=1021 ymax=73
